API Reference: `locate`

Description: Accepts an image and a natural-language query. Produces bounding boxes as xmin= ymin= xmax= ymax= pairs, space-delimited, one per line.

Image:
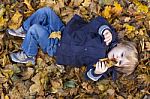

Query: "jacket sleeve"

xmin=85 ymin=65 xmax=118 ymax=81
xmin=96 ymin=17 xmax=118 ymax=48
xmin=85 ymin=65 xmax=103 ymax=81
xmin=93 ymin=16 xmax=118 ymax=45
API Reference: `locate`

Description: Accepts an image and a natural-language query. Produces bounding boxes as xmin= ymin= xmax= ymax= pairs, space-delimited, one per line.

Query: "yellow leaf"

xmin=2 ymin=70 xmax=14 ymax=78
xmin=123 ymin=23 xmax=135 ymax=32
xmin=112 ymin=1 xmax=123 ymax=15
xmin=49 ymin=31 xmax=61 ymax=40
xmin=8 ymin=11 xmax=23 ymax=29
xmin=137 ymin=4 xmax=148 ymax=13
xmin=2 ymin=55 xmax=7 ymax=67
xmin=93 ymin=58 xmax=117 ymax=68
xmin=0 ymin=17 xmax=6 ymax=29
xmin=24 ymin=10 xmax=34 ymax=17
xmin=23 ymin=0 xmax=34 ymax=11
xmin=82 ymin=0 xmax=91 ymax=7
xmin=102 ymin=6 xmax=112 ymax=19
xmin=5 ymin=95 xmax=9 ymax=99
xmin=133 ymin=0 xmax=148 ymax=13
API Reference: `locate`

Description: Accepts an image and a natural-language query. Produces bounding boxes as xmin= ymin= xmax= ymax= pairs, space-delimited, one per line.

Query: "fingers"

xmin=103 ymin=30 xmax=112 ymax=45
xmin=95 ymin=61 xmax=108 ymax=74
xmin=104 ymin=36 xmax=112 ymax=45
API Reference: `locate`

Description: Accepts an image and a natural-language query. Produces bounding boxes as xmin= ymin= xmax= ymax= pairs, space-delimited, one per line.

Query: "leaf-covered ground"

xmin=0 ymin=0 xmax=150 ymax=99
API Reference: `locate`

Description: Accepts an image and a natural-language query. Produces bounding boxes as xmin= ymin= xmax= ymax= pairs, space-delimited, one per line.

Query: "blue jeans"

xmin=21 ymin=7 xmax=65 ymax=56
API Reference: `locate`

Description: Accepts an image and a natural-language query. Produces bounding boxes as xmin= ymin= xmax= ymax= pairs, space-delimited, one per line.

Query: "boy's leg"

xmin=7 ymin=7 xmax=65 ymax=38
xmin=23 ymin=7 xmax=65 ymax=33
xmin=10 ymin=24 xmax=54 ymax=64
xmin=22 ymin=24 xmax=52 ymax=56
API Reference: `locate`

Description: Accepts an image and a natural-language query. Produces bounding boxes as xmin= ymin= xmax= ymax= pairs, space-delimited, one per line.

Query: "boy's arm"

xmin=86 ymin=61 xmax=108 ymax=81
xmin=95 ymin=16 xmax=118 ymax=46
xmin=86 ymin=66 xmax=103 ymax=81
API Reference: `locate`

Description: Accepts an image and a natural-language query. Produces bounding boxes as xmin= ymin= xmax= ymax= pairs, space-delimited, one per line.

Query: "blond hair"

xmin=115 ymin=40 xmax=138 ymax=75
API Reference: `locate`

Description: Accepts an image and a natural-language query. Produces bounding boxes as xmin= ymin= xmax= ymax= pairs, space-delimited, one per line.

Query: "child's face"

xmin=108 ymin=44 xmax=130 ymax=67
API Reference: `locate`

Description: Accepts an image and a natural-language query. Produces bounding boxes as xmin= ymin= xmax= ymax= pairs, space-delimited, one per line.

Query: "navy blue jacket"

xmin=55 ymin=14 xmax=118 ymax=81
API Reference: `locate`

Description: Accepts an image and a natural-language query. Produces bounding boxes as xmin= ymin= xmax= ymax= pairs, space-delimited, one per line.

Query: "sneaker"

xmin=7 ymin=26 xmax=26 ymax=38
xmin=10 ymin=51 xmax=35 ymax=65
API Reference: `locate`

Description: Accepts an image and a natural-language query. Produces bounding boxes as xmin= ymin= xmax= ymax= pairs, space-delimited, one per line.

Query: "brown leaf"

xmin=29 ymin=83 xmax=43 ymax=94
xmin=21 ymin=67 xmax=34 ymax=80
xmin=50 ymin=79 xmax=63 ymax=89
xmin=8 ymin=11 xmax=23 ymax=29
xmin=137 ymin=74 xmax=150 ymax=86
xmin=145 ymin=42 xmax=150 ymax=51
xmin=73 ymin=0 xmax=83 ymax=6
xmin=81 ymin=82 xmax=93 ymax=93
xmin=82 ymin=0 xmax=91 ymax=7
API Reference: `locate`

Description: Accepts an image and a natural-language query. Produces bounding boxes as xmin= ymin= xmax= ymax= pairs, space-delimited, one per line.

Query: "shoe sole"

xmin=7 ymin=29 xmax=26 ymax=38
xmin=9 ymin=53 xmax=35 ymax=65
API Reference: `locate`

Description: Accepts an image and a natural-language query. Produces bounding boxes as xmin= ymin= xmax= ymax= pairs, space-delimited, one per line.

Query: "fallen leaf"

xmin=81 ymin=82 xmax=93 ymax=93
xmin=102 ymin=6 xmax=112 ymax=18
xmin=123 ymin=23 xmax=135 ymax=32
xmin=29 ymin=83 xmax=42 ymax=94
xmin=82 ymin=0 xmax=91 ymax=7
xmin=0 ymin=8 xmax=5 ymax=17
xmin=51 ymin=79 xmax=63 ymax=89
xmin=21 ymin=67 xmax=34 ymax=80
xmin=23 ymin=0 xmax=34 ymax=11
xmin=64 ymin=80 xmax=76 ymax=88
xmin=137 ymin=74 xmax=150 ymax=86
xmin=50 ymin=79 xmax=63 ymax=93
xmin=8 ymin=11 xmax=23 ymax=29
xmin=124 ymin=17 xmax=131 ymax=22
xmin=99 ymin=0 xmax=114 ymax=6
xmin=58 ymin=0 xmax=65 ymax=8
xmin=73 ymin=0 xmax=83 ymax=6
xmin=133 ymin=0 xmax=148 ymax=13
xmin=1 ymin=92 xmax=5 ymax=99
xmin=0 ymin=17 xmax=6 ymax=30
xmin=49 ymin=31 xmax=61 ymax=40
xmin=145 ymin=42 xmax=150 ymax=51
xmin=4 ymin=95 xmax=9 ymax=99
xmin=112 ymin=1 xmax=123 ymax=15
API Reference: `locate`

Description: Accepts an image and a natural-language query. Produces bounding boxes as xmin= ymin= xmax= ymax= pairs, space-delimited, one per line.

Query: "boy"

xmin=8 ymin=7 xmax=138 ymax=81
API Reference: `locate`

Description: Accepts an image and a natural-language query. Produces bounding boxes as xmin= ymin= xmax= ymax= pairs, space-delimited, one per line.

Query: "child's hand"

xmin=103 ymin=29 xmax=112 ymax=45
xmin=94 ymin=61 xmax=108 ymax=74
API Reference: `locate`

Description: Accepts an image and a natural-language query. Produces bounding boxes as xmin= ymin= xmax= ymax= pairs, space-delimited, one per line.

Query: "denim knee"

xmin=28 ymin=24 xmax=49 ymax=38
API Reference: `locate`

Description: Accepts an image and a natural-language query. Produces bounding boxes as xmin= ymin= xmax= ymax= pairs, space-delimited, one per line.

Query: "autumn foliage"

xmin=0 ymin=0 xmax=149 ymax=99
